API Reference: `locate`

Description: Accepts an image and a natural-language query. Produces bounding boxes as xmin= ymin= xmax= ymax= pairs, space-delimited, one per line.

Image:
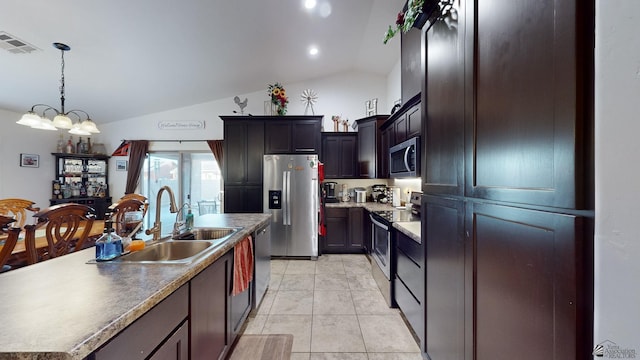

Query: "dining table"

xmin=0 ymin=220 xmax=105 ymax=264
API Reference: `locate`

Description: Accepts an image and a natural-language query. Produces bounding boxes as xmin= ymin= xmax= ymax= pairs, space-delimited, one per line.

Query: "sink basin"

xmin=113 ymin=240 xmax=222 ymax=264
xmin=173 ymin=227 xmax=241 ymax=240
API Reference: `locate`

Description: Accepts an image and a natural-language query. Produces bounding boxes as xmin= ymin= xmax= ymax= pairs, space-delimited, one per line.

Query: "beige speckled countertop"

xmin=0 ymin=213 xmax=270 ymax=360
xmin=393 ymin=221 xmax=421 ymax=242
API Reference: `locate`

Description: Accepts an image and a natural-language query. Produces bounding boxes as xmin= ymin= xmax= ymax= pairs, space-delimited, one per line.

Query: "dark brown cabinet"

xmin=191 ymin=253 xmax=229 ymax=360
xmin=51 ymin=153 xmax=112 ymax=219
xmin=221 ymin=117 xmax=264 ymax=213
xmin=401 ymin=24 xmax=424 ymax=104
xmin=321 ymin=133 xmax=357 ymax=179
xmin=92 ymin=285 xmax=189 ymax=360
xmin=264 ymin=116 xmax=322 ymax=154
xmin=466 ymin=202 xmax=583 ymax=360
xmin=421 ymin=0 xmax=594 ymax=359
xmin=323 ymin=207 xmax=364 ymax=253
xmin=148 ymin=321 xmax=189 ymax=360
xmin=356 ymin=115 xmax=388 ymax=178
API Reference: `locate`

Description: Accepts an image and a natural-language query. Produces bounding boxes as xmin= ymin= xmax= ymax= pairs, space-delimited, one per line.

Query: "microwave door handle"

xmin=404 ymin=146 xmax=411 ymax=171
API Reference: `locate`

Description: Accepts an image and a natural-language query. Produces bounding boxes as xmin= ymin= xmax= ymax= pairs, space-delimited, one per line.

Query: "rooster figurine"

xmin=234 ymin=96 xmax=248 ymax=114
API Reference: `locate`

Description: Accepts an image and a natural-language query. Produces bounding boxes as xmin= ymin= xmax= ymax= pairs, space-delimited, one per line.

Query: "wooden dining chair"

xmin=108 ymin=197 xmax=146 ymax=238
xmin=24 ymin=203 xmax=96 ymax=265
xmin=0 ymin=215 xmax=20 ymax=272
xmin=120 ymin=194 xmax=149 ymax=215
xmin=0 ymin=198 xmax=39 ymax=228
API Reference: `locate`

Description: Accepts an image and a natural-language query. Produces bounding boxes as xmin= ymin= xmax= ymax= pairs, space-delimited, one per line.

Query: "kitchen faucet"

xmin=145 ymin=185 xmax=179 ymax=241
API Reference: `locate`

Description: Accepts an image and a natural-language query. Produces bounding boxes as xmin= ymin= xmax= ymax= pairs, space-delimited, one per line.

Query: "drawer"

xmin=93 ymin=284 xmax=189 ymax=360
xmin=396 ymin=246 xmax=424 ymax=304
xmin=326 ymin=207 xmax=348 ymax=218
xmin=397 ymin=231 xmax=423 ymax=265
xmin=394 ymin=277 xmax=424 ymax=348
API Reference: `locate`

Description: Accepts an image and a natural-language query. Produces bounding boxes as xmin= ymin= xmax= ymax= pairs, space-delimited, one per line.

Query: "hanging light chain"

xmin=59 ymin=47 xmax=66 ymax=114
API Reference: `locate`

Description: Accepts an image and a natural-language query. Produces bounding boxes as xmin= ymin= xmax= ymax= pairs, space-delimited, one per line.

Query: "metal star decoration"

xmin=300 ymin=89 xmax=318 ymax=115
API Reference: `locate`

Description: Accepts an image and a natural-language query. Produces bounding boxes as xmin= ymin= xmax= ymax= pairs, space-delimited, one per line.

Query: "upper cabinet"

xmin=464 ymin=0 xmax=592 ymax=209
xmin=356 ymin=115 xmax=388 ymax=179
xmin=321 ymin=133 xmax=358 ymax=179
xmin=401 ymin=26 xmax=424 ymax=103
xmin=264 ymin=116 xmax=322 ymax=154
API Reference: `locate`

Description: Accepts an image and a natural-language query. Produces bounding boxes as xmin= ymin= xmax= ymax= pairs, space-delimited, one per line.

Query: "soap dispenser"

xmin=95 ymin=220 xmax=124 ymax=261
xmin=185 ymin=206 xmax=194 ymax=231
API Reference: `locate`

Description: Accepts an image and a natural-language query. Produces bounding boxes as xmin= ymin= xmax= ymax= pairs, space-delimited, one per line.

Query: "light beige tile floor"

xmin=243 ymin=254 xmax=422 ymax=360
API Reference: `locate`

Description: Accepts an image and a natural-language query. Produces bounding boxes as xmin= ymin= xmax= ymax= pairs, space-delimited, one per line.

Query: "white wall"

xmin=594 ymin=0 xmax=640 ymax=353
xmin=386 ymin=59 xmax=402 ymax=108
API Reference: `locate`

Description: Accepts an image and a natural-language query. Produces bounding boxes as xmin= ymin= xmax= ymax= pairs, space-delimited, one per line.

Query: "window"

xmin=140 ymin=151 xmax=222 ymax=237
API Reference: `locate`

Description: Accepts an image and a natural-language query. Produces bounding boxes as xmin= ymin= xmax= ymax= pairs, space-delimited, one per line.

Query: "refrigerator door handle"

xmin=286 ymin=171 xmax=292 ymax=226
xmin=282 ymin=171 xmax=288 ymax=225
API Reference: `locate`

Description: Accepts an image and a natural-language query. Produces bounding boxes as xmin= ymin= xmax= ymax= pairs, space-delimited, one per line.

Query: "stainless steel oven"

xmin=370 ymin=213 xmax=392 ymax=279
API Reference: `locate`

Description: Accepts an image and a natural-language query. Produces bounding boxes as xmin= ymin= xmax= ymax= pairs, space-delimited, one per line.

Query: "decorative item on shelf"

xmin=52 ymin=180 xmax=62 ymax=199
xmin=300 ymin=89 xmax=318 ymax=115
xmin=383 ymin=0 xmax=456 ymax=44
xmin=268 ymin=82 xmax=289 ymax=116
xmin=15 ymin=42 xmax=101 ymax=135
xmin=391 ymin=99 xmax=402 ymax=114
xmin=365 ymin=98 xmax=378 ymax=116
xmin=65 ymin=136 xmax=75 ymax=154
xmin=331 ymin=115 xmax=341 ymax=132
xmin=56 ymin=134 xmax=65 ymax=153
xmin=341 ymin=118 xmax=349 ymax=132
xmin=233 ymin=96 xmax=248 ymax=115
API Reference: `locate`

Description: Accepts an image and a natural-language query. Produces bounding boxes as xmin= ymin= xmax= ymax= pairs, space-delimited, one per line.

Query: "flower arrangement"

xmin=268 ymin=82 xmax=289 ymax=115
xmin=383 ymin=0 xmax=425 ymax=44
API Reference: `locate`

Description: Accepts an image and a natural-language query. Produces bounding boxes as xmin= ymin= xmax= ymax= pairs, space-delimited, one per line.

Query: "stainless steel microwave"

xmin=389 ymin=136 xmax=420 ymax=178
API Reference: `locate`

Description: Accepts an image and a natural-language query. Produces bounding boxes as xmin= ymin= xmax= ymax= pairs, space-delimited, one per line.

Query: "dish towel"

xmin=232 ymin=236 xmax=254 ymax=296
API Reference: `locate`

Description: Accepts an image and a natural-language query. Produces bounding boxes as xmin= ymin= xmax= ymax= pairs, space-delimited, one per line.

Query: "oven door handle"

xmin=369 ymin=214 xmax=389 ymax=231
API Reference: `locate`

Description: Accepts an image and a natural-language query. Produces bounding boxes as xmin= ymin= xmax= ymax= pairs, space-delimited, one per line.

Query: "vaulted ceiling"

xmin=0 ymin=0 xmax=403 ymax=124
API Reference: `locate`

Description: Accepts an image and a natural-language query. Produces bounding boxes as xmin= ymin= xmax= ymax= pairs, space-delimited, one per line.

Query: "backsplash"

xmin=326 ymin=177 xmax=421 ymax=204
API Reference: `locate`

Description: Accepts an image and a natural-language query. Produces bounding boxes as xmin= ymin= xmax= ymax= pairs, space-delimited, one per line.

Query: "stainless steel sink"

xmin=112 ymin=240 xmax=222 ymax=264
xmin=172 ymin=227 xmax=241 ymax=240
xmin=109 ymin=226 xmax=242 ymax=264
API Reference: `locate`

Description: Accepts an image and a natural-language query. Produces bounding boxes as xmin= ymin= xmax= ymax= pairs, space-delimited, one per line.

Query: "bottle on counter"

xmin=185 ymin=207 xmax=194 ymax=231
xmin=95 ymin=220 xmax=124 ymax=261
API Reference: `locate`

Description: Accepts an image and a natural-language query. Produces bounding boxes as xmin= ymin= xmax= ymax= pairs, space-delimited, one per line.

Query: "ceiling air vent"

xmin=0 ymin=32 xmax=39 ymax=54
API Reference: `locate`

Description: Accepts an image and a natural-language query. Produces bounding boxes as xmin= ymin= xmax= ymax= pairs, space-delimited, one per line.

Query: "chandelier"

xmin=16 ymin=42 xmax=100 ymax=135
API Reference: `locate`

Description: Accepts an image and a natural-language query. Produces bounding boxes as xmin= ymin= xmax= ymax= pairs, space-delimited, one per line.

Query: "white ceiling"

xmin=0 ymin=0 xmax=403 ymax=124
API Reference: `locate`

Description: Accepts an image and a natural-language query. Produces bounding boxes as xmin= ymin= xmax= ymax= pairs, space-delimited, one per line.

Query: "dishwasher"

xmin=253 ymin=224 xmax=271 ymax=310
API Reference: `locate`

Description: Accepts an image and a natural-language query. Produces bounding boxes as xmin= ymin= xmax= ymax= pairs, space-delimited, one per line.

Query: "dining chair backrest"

xmin=120 ymin=194 xmax=149 ymax=217
xmin=108 ymin=198 xmax=146 ymax=238
xmin=0 ymin=215 xmax=20 ymax=272
xmin=24 ymin=203 xmax=95 ymax=264
xmin=0 ymin=198 xmax=39 ymax=228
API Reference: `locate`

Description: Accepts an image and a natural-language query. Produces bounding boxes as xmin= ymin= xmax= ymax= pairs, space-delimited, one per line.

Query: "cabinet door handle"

xmin=294 ymin=148 xmax=315 ymax=152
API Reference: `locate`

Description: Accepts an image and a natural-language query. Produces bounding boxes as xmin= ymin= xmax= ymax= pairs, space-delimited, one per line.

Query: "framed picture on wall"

xmin=20 ymin=153 xmax=39 ymax=168
xmin=116 ymin=160 xmax=128 ymax=171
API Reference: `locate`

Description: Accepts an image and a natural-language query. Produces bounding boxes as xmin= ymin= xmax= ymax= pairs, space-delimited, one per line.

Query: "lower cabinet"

xmin=148 ymin=322 xmax=189 ymax=360
xmin=191 ymin=252 xmax=230 ymax=360
xmin=90 ymin=249 xmax=253 ymax=360
xmin=91 ymin=285 xmax=189 ymax=360
xmin=394 ymin=230 xmax=425 ymax=352
xmin=323 ymin=207 xmax=364 ymax=253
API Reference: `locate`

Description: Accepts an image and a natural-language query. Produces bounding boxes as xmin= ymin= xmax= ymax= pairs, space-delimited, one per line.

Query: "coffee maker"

xmin=323 ymin=181 xmax=338 ymax=203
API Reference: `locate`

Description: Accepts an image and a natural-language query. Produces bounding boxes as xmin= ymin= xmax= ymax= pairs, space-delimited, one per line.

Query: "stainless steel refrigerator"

xmin=263 ymin=154 xmax=319 ymax=259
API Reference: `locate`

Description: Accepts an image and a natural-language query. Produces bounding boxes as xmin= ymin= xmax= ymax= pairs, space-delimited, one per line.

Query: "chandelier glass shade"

xmin=16 ymin=42 xmax=100 ymax=135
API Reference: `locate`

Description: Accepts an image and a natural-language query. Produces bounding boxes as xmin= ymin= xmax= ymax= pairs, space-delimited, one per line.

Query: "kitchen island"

xmin=0 ymin=213 xmax=270 ymax=360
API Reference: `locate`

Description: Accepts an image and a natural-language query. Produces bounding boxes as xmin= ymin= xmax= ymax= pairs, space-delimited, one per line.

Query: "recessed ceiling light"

xmin=304 ymin=0 xmax=317 ymax=9
xmin=309 ymin=46 xmax=319 ymax=56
